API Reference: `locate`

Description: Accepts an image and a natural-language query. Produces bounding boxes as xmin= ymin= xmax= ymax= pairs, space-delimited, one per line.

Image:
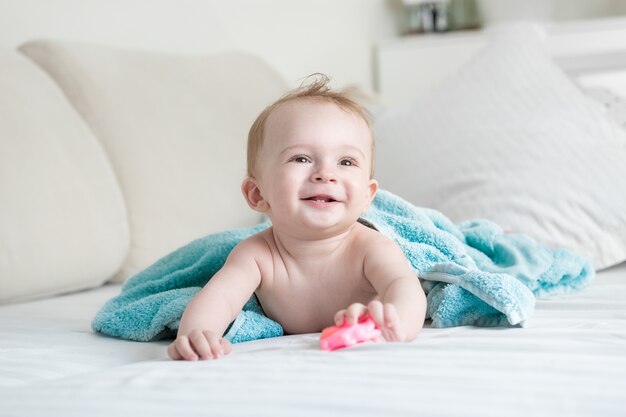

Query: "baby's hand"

xmin=168 ymin=330 xmax=232 ymax=361
xmin=334 ymin=300 xmax=407 ymax=342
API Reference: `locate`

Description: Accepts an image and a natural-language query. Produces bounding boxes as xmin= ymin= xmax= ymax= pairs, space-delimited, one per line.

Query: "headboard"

xmin=376 ymin=16 xmax=626 ymax=107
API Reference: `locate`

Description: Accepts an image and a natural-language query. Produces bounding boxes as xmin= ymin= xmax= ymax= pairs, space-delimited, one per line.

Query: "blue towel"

xmin=92 ymin=190 xmax=593 ymax=343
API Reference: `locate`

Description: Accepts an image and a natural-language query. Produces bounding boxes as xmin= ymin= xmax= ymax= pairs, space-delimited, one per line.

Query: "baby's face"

xmin=252 ymin=99 xmax=378 ymax=236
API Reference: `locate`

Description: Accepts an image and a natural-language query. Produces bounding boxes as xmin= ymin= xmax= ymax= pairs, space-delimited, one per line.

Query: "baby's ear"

xmin=364 ymin=179 xmax=379 ymax=211
xmin=242 ymin=177 xmax=269 ymax=212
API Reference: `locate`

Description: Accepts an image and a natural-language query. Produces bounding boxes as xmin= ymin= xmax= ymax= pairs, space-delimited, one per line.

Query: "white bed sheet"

xmin=1 ymin=263 xmax=625 ymax=417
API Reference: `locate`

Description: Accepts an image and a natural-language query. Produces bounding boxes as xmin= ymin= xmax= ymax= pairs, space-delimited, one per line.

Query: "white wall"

xmin=0 ymin=0 xmax=402 ymax=91
xmin=554 ymin=0 xmax=626 ymax=20
xmin=1 ymin=0 xmax=625 ymax=93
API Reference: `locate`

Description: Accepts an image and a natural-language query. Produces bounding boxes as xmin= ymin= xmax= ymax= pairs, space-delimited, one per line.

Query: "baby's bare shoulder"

xmin=353 ymin=224 xmax=408 ymax=268
xmin=229 ymin=228 xmax=273 ymax=262
xmin=354 ymin=223 xmax=398 ymax=250
xmin=355 ymin=225 xmax=414 ymax=284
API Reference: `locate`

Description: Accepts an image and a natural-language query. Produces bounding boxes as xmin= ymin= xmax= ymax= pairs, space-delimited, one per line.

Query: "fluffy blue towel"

xmin=92 ymin=190 xmax=593 ymax=343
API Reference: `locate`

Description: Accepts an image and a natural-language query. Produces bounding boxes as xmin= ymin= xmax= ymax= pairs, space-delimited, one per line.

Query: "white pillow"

xmin=374 ymin=24 xmax=626 ymax=270
xmin=20 ymin=40 xmax=288 ymax=282
xmin=0 ymin=49 xmax=129 ymax=303
xmin=581 ymin=86 xmax=626 ymax=131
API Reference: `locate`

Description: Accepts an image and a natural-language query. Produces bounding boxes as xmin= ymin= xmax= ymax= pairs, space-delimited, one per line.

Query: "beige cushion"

xmin=20 ymin=40 xmax=288 ymax=282
xmin=0 ymin=49 xmax=129 ymax=303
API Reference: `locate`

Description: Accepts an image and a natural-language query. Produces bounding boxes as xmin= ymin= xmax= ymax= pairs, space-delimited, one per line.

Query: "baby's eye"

xmin=340 ymin=158 xmax=357 ymax=167
xmin=292 ymin=155 xmax=311 ymax=163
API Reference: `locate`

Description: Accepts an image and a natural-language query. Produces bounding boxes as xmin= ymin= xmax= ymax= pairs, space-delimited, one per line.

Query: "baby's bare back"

xmin=252 ymin=225 xmax=380 ymax=334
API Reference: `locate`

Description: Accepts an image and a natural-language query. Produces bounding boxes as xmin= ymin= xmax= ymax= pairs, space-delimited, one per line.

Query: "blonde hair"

xmin=246 ymin=74 xmax=375 ymax=178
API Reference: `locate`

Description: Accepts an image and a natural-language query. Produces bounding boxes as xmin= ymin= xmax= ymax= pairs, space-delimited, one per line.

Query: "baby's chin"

xmin=294 ymin=217 xmax=364 ymax=239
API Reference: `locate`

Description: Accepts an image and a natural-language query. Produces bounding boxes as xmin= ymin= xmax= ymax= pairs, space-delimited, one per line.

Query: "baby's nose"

xmin=312 ymin=170 xmax=337 ymax=183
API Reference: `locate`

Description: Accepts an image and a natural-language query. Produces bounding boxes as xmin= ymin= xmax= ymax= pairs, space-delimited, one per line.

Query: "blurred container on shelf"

xmin=403 ymin=0 xmax=481 ymax=34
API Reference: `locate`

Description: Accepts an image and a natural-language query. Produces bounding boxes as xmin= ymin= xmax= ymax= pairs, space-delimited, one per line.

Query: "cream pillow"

xmin=374 ymin=25 xmax=626 ymax=270
xmin=20 ymin=40 xmax=288 ymax=282
xmin=0 ymin=49 xmax=129 ymax=303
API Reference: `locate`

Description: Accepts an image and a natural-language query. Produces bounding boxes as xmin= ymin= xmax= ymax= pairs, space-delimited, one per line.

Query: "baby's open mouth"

xmin=304 ymin=195 xmax=337 ymax=203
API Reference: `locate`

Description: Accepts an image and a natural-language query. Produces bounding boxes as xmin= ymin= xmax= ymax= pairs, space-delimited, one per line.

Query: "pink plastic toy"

xmin=320 ymin=316 xmax=381 ymax=351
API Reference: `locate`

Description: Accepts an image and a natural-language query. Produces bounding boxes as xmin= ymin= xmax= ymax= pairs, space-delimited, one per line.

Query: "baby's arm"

xmin=168 ymin=238 xmax=263 ymax=360
xmin=335 ymin=237 xmax=426 ymax=342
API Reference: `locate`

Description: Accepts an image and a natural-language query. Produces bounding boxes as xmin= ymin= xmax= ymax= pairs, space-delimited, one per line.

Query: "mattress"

xmin=1 ymin=263 xmax=625 ymax=417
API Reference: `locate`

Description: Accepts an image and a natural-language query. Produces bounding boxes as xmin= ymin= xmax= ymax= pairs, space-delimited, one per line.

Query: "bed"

xmin=2 ymin=11 xmax=626 ymax=417
xmin=1 ymin=263 xmax=625 ymax=416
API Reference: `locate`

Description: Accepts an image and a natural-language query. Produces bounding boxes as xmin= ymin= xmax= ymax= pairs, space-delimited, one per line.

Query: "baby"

xmin=168 ymin=76 xmax=426 ymax=360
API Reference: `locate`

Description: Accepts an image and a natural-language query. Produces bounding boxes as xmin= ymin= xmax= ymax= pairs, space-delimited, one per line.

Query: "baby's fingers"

xmin=345 ymin=303 xmax=368 ymax=325
xmin=169 ymin=331 xmax=231 ymax=361
xmin=381 ymin=303 xmax=406 ymax=342
xmin=367 ymin=299 xmax=385 ymax=329
xmin=189 ymin=331 xmax=213 ymax=359
xmin=171 ymin=335 xmax=198 ymax=361
xmin=334 ymin=309 xmax=346 ymax=325
xmin=204 ymin=331 xmax=229 ymax=359
xmin=220 ymin=338 xmax=233 ymax=355
xmin=167 ymin=341 xmax=183 ymax=360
